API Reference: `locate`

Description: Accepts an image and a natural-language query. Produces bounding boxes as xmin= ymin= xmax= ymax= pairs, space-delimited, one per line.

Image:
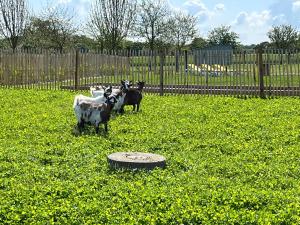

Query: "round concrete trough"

xmin=107 ymin=152 xmax=166 ymax=170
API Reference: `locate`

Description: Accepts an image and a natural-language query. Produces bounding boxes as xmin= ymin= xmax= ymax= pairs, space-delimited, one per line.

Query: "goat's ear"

xmin=121 ymin=80 xmax=124 ymax=84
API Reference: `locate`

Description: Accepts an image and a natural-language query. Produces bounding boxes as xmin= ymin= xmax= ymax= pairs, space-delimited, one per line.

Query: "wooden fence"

xmin=0 ymin=48 xmax=299 ymax=97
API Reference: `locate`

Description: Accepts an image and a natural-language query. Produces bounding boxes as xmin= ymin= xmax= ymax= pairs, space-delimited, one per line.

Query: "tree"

xmin=0 ymin=37 xmax=9 ymax=48
xmin=207 ymin=25 xmax=239 ymax=49
xmin=267 ymin=24 xmax=299 ymax=49
xmin=255 ymin=41 xmax=270 ymax=49
xmin=135 ymin=0 xmax=170 ymax=51
xmin=189 ymin=37 xmax=207 ymax=50
xmin=0 ymin=0 xmax=28 ymax=51
xmin=23 ymin=17 xmax=52 ymax=49
xmin=24 ymin=5 xmax=75 ymax=52
xmin=88 ymin=0 xmax=137 ymax=51
xmin=168 ymin=12 xmax=197 ymax=52
xmin=73 ymin=35 xmax=100 ymax=50
xmin=124 ymin=40 xmax=145 ymax=50
xmin=165 ymin=12 xmax=198 ymax=72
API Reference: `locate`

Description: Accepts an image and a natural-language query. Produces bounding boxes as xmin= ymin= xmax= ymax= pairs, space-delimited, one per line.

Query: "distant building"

xmin=193 ymin=45 xmax=233 ymax=65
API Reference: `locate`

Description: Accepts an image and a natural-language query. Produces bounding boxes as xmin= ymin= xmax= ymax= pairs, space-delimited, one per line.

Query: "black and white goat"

xmin=74 ymin=94 xmax=117 ymax=133
xmin=120 ymin=81 xmax=145 ymax=113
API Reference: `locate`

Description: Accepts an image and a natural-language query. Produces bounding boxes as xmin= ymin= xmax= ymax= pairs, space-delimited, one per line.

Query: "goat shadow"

xmin=115 ymin=108 xmax=143 ymax=115
xmin=71 ymin=125 xmax=109 ymax=137
xmin=70 ymin=108 xmax=143 ymax=137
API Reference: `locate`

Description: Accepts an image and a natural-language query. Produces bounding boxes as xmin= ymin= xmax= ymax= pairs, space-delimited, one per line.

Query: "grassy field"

xmin=0 ymin=89 xmax=300 ymax=224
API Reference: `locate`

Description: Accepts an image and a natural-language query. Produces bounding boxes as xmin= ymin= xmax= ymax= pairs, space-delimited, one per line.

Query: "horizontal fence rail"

xmin=0 ymin=48 xmax=299 ymax=97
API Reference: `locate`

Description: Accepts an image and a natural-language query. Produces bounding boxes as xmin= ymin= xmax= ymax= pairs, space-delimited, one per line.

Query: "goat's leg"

xmin=104 ymin=122 xmax=108 ymax=132
xmin=136 ymin=103 xmax=140 ymax=112
xmin=77 ymin=122 xmax=81 ymax=132
xmin=132 ymin=104 xmax=136 ymax=112
xmin=119 ymin=106 xmax=125 ymax=114
xmin=78 ymin=120 xmax=84 ymax=132
xmin=95 ymin=122 xmax=100 ymax=134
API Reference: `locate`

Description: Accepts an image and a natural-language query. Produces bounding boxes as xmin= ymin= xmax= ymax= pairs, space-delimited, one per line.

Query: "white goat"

xmin=90 ymin=80 xmax=132 ymax=97
xmin=73 ymin=94 xmax=107 ymax=108
xmin=90 ymin=85 xmax=112 ymax=97
xmin=73 ymin=85 xmax=112 ymax=108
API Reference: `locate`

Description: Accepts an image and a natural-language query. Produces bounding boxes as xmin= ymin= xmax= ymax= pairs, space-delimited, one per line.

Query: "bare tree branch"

xmin=24 ymin=3 xmax=76 ymax=52
xmin=0 ymin=0 xmax=28 ymax=51
xmin=88 ymin=0 xmax=137 ymax=51
xmin=168 ymin=11 xmax=198 ymax=51
xmin=135 ymin=0 xmax=170 ymax=51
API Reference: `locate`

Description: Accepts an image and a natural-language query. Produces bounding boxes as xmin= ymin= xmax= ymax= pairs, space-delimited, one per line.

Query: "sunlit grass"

xmin=0 ymin=89 xmax=299 ymax=223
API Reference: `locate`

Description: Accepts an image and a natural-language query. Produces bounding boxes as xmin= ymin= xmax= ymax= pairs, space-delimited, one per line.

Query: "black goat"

xmin=120 ymin=81 xmax=145 ymax=113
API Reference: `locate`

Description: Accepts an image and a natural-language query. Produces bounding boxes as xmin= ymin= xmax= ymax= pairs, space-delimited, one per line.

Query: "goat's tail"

xmin=73 ymin=95 xmax=80 ymax=108
xmin=90 ymin=86 xmax=96 ymax=96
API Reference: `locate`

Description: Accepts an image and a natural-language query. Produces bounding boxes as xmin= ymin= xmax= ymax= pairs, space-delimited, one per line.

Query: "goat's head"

xmin=106 ymin=94 xmax=117 ymax=106
xmin=102 ymin=85 xmax=112 ymax=99
xmin=120 ymin=80 xmax=132 ymax=93
xmin=104 ymin=85 xmax=112 ymax=95
xmin=137 ymin=81 xmax=145 ymax=90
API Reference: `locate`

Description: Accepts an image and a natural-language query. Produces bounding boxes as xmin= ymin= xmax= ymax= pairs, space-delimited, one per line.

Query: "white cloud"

xmin=292 ymin=0 xmax=300 ymax=11
xmin=232 ymin=10 xmax=271 ymax=28
xmin=173 ymin=0 xmax=300 ymax=44
xmin=184 ymin=0 xmax=208 ymax=13
xmin=231 ymin=10 xmax=273 ymax=44
xmin=214 ymin=3 xmax=225 ymax=12
xmin=186 ymin=3 xmax=208 ymax=21
xmin=269 ymin=0 xmax=300 ymax=28
xmin=233 ymin=12 xmax=247 ymax=25
xmin=183 ymin=0 xmax=223 ymax=22
xmin=272 ymin=14 xmax=288 ymax=25
xmin=184 ymin=0 xmax=205 ymax=9
xmin=57 ymin=0 xmax=72 ymax=4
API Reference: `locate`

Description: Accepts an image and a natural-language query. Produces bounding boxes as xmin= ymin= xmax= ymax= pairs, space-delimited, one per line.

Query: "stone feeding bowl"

xmin=107 ymin=152 xmax=166 ymax=170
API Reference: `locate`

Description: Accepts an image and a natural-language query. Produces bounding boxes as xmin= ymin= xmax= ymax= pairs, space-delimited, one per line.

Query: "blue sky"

xmin=28 ymin=0 xmax=300 ymax=45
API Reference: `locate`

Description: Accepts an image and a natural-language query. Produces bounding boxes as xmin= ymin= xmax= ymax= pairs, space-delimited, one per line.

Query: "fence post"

xmin=75 ymin=48 xmax=80 ymax=91
xmin=257 ymin=47 xmax=265 ymax=98
xmin=175 ymin=50 xmax=179 ymax=72
xmin=159 ymin=50 xmax=165 ymax=96
xmin=184 ymin=50 xmax=188 ymax=87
